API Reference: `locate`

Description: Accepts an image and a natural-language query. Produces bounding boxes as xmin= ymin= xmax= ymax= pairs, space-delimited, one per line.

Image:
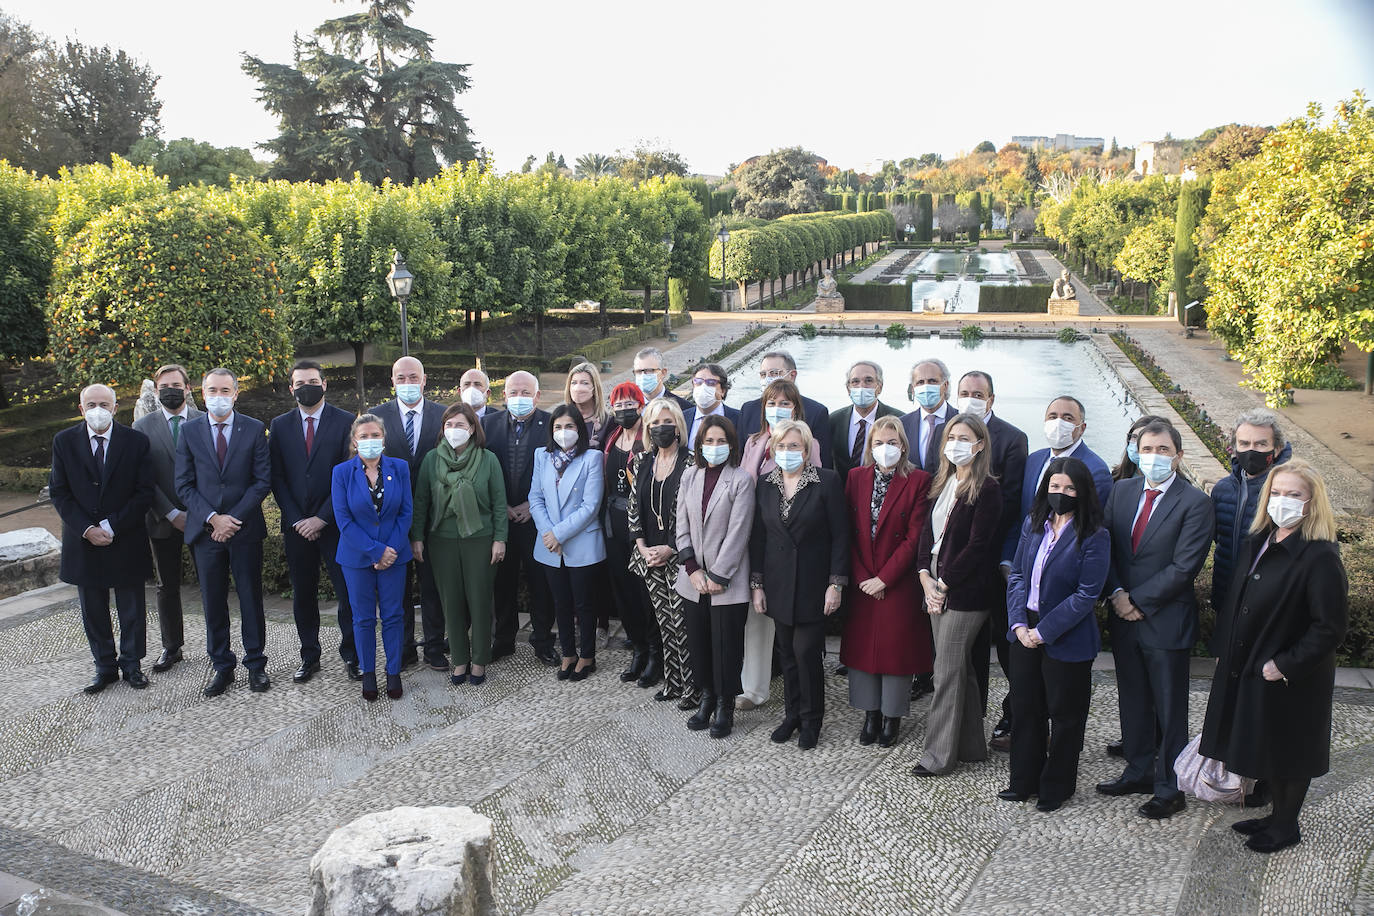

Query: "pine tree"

xmin=1023 ymin=151 xmax=1042 ymax=187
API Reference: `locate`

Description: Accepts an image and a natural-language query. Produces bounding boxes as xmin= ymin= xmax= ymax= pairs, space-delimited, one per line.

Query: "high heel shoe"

xmin=878 ymin=715 xmax=902 ymax=748
xmin=361 ymin=671 xmax=378 ymax=702
xmin=450 ymin=669 xmax=468 ymax=686
xmin=637 ymin=654 xmax=664 ymax=689
xmin=469 ymin=666 xmax=486 ymax=686
xmin=709 ymin=697 xmax=734 ymax=739
xmin=770 ymin=718 xmax=800 ymax=743
xmin=569 ymin=660 xmax=596 ymax=682
xmin=557 ymin=661 xmax=575 ymax=681
xmin=620 ymin=647 xmax=648 ymax=683
xmin=386 ymin=674 xmax=403 ymax=699
xmin=687 ymin=693 xmax=717 ymax=731
xmin=858 ymin=710 xmax=881 ymax=746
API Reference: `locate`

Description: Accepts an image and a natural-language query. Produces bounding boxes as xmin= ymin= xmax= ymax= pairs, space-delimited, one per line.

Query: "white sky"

xmin=5 ymin=0 xmax=1372 ymax=175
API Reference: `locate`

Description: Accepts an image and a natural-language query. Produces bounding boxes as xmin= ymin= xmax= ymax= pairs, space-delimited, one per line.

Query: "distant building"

xmin=1011 ymin=134 xmax=1104 ymax=151
xmin=1135 ymin=141 xmax=1183 ymax=176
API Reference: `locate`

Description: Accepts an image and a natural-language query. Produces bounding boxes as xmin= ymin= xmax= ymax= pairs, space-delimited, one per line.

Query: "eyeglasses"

xmin=691 ymin=378 xmax=722 ymax=388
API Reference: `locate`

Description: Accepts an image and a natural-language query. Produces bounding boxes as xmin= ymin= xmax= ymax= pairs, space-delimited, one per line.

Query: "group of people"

xmin=52 ymin=345 xmax=1347 ymax=855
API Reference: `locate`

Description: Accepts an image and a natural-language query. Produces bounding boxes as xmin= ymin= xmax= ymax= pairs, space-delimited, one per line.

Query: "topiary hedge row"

xmin=836 ymin=282 xmax=910 ymax=311
xmin=978 ymin=284 xmax=1052 ymax=312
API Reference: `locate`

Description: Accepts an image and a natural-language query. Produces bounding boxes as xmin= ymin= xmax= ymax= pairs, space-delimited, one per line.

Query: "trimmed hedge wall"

xmin=836 ymin=282 xmax=910 ymax=311
xmin=978 ymin=284 xmax=1052 ymax=312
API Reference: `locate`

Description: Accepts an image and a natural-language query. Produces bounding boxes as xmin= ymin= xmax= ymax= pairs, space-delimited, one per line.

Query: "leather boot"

xmin=859 ymin=710 xmax=881 ymax=746
xmin=637 ymin=652 xmax=664 ymax=689
xmin=620 ymin=646 xmax=648 ymax=683
xmin=879 ymin=715 xmax=902 ymax=747
xmin=709 ymin=697 xmax=734 ymax=739
xmin=687 ymin=693 xmax=716 ymax=731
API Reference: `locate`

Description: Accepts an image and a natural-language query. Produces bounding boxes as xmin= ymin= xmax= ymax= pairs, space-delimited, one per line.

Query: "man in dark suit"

xmin=367 ymin=355 xmax=448 ymax=670
xmin=50 ymin=384 xmax=156 ymax=693
xmin=899 ymin=357 xmax=958 ymax=474
xmin=632 ymin=346 xmax=693 ymax=412
xmin=459 ymin=367 xmax=499 ymax=422
xmin=736 ymin=350 xmax=833 ymax=467
xmin=829 ymin=359 xmax=902 ymax=479
xmin=482 ymin=369 xmax=556 ymax=665
xmin=131 ymin=364 xmax=202 ymax=672
xmin=1097 ymin=420 xmax=1213 ymax=819
xmin=175 ymin=368 xmax=273 ymax=697
xmin=681 ymin=362 xmax=740 ymax=450
xmin=271 ymin=359 xmax=359 ymax=684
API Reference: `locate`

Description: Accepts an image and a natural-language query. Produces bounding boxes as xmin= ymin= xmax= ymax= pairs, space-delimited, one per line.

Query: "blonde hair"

xmin=930 ymin=413 xmax=993 ymax=505
xmin=349 ymin=413 xmax=386 ymax=457
xmin=768 ymin=419 xmax=814 ymax=467
xmin=1249 ymin=458 xmax=1337 ymax=542
xmin=860 ymin=414 xmax=915 ymax=476
xmin=564 ymin=362 xmax=609 ymax=427
xmin=640 ymin=397 xmax=688 ymax=451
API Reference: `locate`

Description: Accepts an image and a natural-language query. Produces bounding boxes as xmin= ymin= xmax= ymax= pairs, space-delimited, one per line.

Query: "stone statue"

xmin=817 ymin=268 xmax=841 ymax=299
xmin=1053 ymin=269 xmax=1077 ymax=300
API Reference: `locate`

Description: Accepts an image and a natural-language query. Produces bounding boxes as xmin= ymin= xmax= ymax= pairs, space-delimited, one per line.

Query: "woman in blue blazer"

xmin=1001 ymin=456 xmax=1110 ymax=811
xmin=332 ymin=414 xmax=414 ymax=702
xmin=529 ymin=405 xmax=606 ymax=680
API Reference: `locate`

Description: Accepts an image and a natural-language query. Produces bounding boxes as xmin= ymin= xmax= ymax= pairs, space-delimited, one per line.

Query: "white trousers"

xmin=738 ymin=610 xmax=776 ymax=704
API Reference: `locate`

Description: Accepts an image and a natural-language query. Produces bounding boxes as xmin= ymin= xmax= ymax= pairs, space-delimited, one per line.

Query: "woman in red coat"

xmin=841 ymin=415 xmax=932 ymax=748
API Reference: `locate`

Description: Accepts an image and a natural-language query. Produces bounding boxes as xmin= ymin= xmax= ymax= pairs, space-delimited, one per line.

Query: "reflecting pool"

xmin=912 ymin=251 xmax=1021 ymax=276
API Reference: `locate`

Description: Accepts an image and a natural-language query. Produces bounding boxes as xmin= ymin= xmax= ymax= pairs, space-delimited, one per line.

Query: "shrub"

xmin=960 ymin=324 xmax=984 ymax=343
xmin=799 ymin=322 xmax=818 ymax=339
xmin=0 ymin=164 xmax=54 ymax=407
xmin=1057 ymin=327 xmax=1079 ymax=343
xmin=884 ymin=323 xmax=906 ymax=340
xmin=978 ymin=284 xmax=1053 ymax=312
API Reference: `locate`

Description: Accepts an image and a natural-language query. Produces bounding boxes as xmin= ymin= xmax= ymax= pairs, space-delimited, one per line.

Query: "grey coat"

xmin=132 ymin=404 xmax=203 ymax=539
xmin=673 ymin=463 xmax=755 ymax=606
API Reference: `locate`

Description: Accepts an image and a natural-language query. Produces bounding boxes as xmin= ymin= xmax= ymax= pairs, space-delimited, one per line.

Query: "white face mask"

xmin=1267 ymin=495 xmax=1306 ymax=529
xmin=460 ymin=387 xmax=486 ymax=409
xmin=944 ymin=440 xmax=977 ymax=467
xmin=84 ymin=407 xmax=113 ymax=434
xmin=444 ymin=427 xmax=471 ymax=449
xmin=692 ymin=384 xmax=717 ymax=410
xmin=872 ymin=443 xmax=902 ymax=469
xmin=553 ymin=428 xmax=579 ymax=450
xmin=956 ymin=397 xmax=987 ymax=416
xmin=205 ymin=395 xmax=234 ymax=418
xmin=1044 ymin=418 xmax=1078 ymax=450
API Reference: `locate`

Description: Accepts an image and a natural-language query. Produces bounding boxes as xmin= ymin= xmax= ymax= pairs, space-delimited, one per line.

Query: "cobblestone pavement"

xmin=0 ymin=590 xmax=1371 ymax=916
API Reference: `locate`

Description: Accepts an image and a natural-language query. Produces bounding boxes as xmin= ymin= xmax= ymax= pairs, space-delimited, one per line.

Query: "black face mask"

xmin=1046 ymin=492 xmax=1078 ymax=516
xmin=157 ymin=387 xmax=186 ymax=409
xmin=1237 ymin=448 xmax=1275 ymax=477
xmin=649 ymin=424 xmax=678 ymax=448
xmin=614 ymin=407 xmax=640 ymax=429
xmin=293 ymin=384 xmax=325 ymax=407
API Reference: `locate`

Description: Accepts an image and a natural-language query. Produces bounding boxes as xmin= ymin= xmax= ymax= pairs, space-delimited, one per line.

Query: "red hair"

xmin=610 ymin=381 xmax=646 ymax=407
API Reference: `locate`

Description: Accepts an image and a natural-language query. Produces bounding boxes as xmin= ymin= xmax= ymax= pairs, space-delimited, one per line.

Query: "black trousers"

xmin=402 ymin=550 xmax=446 ymax=661
xmin=775 ymin=619 xmax=826 ymax=727
xmin=493 ymin=518 xmax=553 ymax=652
xmin=1008 ymin=639 xmax=1093 ymax=804
xmin=1111 ymin=619 xmax=1189 ymax=800
xmin=149 ymin=532 xmax=189 ymax=652
xmin=193 ymin=537 xmax=266 ymax=674
xmin=973 ymin=598 xmax=1013 ymax=721
xmin=545 ymin=562 xmax=597 ymax=659
xmin=78 ymin=584 xmax=146 ymax=675
xmin=605 ymin=526 xmax=658 ymax=652
xmin=284 ymin=526 xmax=357 ymax=666
xmin=685 ymin=593 xmax=747 ymax=699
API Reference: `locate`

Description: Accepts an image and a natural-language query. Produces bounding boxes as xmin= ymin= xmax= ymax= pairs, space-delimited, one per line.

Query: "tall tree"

xmin=243 ymin=0 xmax=477 ymax=185
xmin=574 ymin=152 xmax=617 ymax=180
xmin=732 ymin=147 xmax=826 ymax=219
xmin=616 ymin=145 xmax=688 ymax=184
xmin=0 ymin=13 xmax=42 ymax=167
xmin=127 ymin=137 xmax=265 ymax=188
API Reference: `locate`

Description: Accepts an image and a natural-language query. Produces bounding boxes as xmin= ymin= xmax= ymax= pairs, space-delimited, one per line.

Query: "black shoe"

xmin=534 ymin=646 xmax=560 ymax=667
xmin=637 ymin=656 xmax=664 ymax=689
xmin=998 ymin=789 xmax=1031 ymax=802
xmin=569 ymin=661 xmax=596 ymax=682
xmin=425 ymin=654 xmax=449 ymax=672
xmin=878 ymin=716 xmax=902 ymax=748
xmin=362 ymin=671 xmax=378 ymax=701
xmin=293 ymin=660 xmax=321 ymax=684
xmin=1244 ymin=780 xmax=1271 ymax=808
xmin=557 ymin=663 xmax=574 ymax=681
xmin=620 ymin=648 xmax=649 ymax=683
xmin=151 ymin=648 xmax=182 ymax=672
xmin=1106 ymin=738 xmax=1125 ymax=758
xmin=451 ymin=671 xmax=468 ymax=686
xmin=770 ymin=718 xmax=800 ymax=743
xmin=991 ymin=716 xmax=1012 ymax=740
xmin=346 ymin=662 xmax=364 ymax=682
xmin=989 ymin=734 xmax=1012 ymax=752
xmin=1036 ymin=799 xmax=1063 ymax=812
xmin=1246 ymin=825 xmax=1301 ymax=853
xmin=709 ymin=698 xmax=734 ymax=739
xmin=386 ymin=674 xmax=403 ymax=700
xmin=122 ymin=669 xmax=149 ymax=690
xmin=469 ymin=671 xmax=486 ymax=686
xmin=1096 ymin=777 xmax=1154 ymax=797
xmin=687 ymin=694 xmax=716 ymax=731
xmin=203 ymin=669 xmax=235 ymax=697
xmin=1232 ymin=816 xmax=1273 ymax=836
xmin=83 ymin=672 xmax=118 ymax=695
xmin=490 ymin=643 xmax=516 ymax=661
xmin=1138 ymin=795 xmax=1186 ymax=819
xmin=911 ymin=764 xmax=938 ymax=777
xmin=859 ymin=710 xmax=881 ymax=746
xmin=798 ymin=724 xmax=819 ymax=750
xmin=833 ymin=664 xmax=848 ymax=677
xmin=911 ymin=675 xmax=934 ymax=700
xmin=653 ymin=687 xmax=680 ymax=702
xmin=248 ymin=670 xmax=271 ymax=693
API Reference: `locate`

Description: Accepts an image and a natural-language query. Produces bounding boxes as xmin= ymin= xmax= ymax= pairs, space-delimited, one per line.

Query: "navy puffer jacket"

xmin=1209 ymin=441 xmax=1292 ymax=612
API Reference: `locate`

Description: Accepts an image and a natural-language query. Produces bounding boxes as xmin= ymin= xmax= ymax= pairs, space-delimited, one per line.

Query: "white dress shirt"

xmin=298 ymin=402 xmax=325 ymax=441
xmin=848 ymin=404 xmax=879 ymax=457
xmin=689 ymin=402 xmax=725 ymax=450
xmin=401 ymin=400 xmax=426 ymax=453
xmin=1036 ymin=436 xmax=1084 ymax=491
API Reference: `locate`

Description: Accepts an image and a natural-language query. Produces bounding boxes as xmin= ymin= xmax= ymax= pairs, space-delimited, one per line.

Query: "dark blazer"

xmin=1200 ymin=532 xmax=1347 ymax=779
xmin=899 ymin=401 xmax=957 ymax=473
xmin=1102 ymin=475 xmax=1215 ymax=651
xmin=749 ymin=468 xmax=850 ymax=626
xmin=917 ymin=476 xmax=1004 ymax=611
xmin=174 ymin=412 xmax=272 ymax=545
xmin=48 ymin=422 xmax=154 ymax=587
xmin=331 ymin=455 xmax=414 ymax=569
xmin=829 ymin=402 xmax=903 ymax=479
xmin=932 ymin=412 xmax=1028 ymax=564
xmin=269 ymin=402 xmax=355 ymax=529
xmin=738 ymin=394 xmax=834 ymax=469
xmin=1005 ymin=518 xmax=1111 ymax=663
xmin=367 ymin=397 xmax=446 ymax=484
xmin=682 ymin=404 xmax=742 ymax=449
xmin=481 ymin=408 xmax=550 ymax=505
xmin=132 ymin=405 xmax=203 ymax=539
xmin=1001 ymin=442 xmax=1114 ymax=564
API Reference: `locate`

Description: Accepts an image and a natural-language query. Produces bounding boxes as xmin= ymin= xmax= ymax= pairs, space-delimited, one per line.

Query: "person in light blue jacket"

xmin=529 ymin=404 xmax=606 ymax=681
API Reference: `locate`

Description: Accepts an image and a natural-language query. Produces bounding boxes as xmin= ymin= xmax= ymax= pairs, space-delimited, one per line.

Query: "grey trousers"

xmin=848 ymin=668 xmax=913 ymax=718
xmin=918 ymin=609 xmax=990 ymax=774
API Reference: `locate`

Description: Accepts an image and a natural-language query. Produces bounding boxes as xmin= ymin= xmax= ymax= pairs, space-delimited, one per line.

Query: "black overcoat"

xmin=749 ymin=468 xmax=849 ymax=626
xmin=1200 ymin=530 xmax=1348 ymax=779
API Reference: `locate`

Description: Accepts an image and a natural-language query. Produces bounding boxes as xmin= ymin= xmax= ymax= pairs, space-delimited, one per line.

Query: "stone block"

xmin=1048 ymin=297 xmax=1080 ymax=316
xmin=0 ymin=527 xmax=59 ymax=565
xmin=309 ymin=806 xmax=495 ymax=916
xmin=813 ymin=296 xmax=845 ymax=314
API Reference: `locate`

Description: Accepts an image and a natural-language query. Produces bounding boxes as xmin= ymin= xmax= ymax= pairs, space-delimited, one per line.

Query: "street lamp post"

xmin=662 ymin=233 xmax=675 ymax=336
xmin=386 ymin=251 xmax=414 ymax=357
xmin=716 ymin=224 xmax=730 ymax=312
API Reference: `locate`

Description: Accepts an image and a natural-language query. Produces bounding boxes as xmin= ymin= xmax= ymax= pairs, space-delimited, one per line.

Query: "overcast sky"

xmin=5 ymin=0 xmax=1372 ymax=175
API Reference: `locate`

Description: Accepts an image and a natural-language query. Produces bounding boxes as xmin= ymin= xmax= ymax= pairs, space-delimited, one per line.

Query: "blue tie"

xmin=405 ymin=409 xmax=417 ymax=455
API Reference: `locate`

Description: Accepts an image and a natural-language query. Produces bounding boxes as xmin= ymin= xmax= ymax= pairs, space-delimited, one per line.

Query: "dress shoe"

xmin=1232 ymin=816 xmax=1273 ymax=836
xmin=469 ymin=671 xmax=486 ymax=687
xmin=911 ymin=764 xmax=938 ymax=777
xmin=991 ymin=716 xmax=1012 ymax=740
xmin=362 ymin=671 xmax=378 ymax=701
xmin=770 ymin=718 xmax=800 ymax=743
xmin=989 ymin=733 xmax=1012 ymax=752
xmin=490 ymin=643 xmax=516 ymax=661
xmin=878 ymin=716 xmax=902 ymax=748
xmin=83 ymin=672 xmax=118 ymax=695
xmin=534 ymin=646 xmax=560 ymax=667
xmin=386 ymin=674 xmax=403 ymax=700
xmin=736 ymin=696 xmax=760 ymax=711
xmin=1036 ymin=799 xmax=1063 ymax=813
xmin=798 ymin=725 xmax=819 ymax=751
xmin=620 ymin=648 xmax=648 ymax=683
xmin=653 ymin=687 xmax=680 ymax=702
xmin=569 ymin=662 xmax=597 ymax=682
xmin=346 ymin=662 xmax=364 ymax=682
xmin=1246 ymin=825 xmax=1301 ymax=853
xmin=151 ymin=648 xmax=182 ymax=672
xmin=911 ymin=675 xmax=934 ymax=700
xmin=687 ymin=694 xmax=717 ymax=731
xmin=557 ymin=664 xmax=574 ymax=681
xmin=677 ymin=694 xmax=699 ymax=711
xmin=425 ymin=654 xmax=449 ymax=672
xmin=859 ymin=710 xmax=881 ymax=746
xmin=203 ymin=669 xmax=235 ymax=698
xmin=998 ymin=789 xmax=1031 ymax=802
xmin=1096 ymin=777 xmax=1154 ymax=797
xmin=709 ymin=698 xmax=734 ymax=739
xmin=248 ymin=670 xmax=271 ymax=693
xmin=1138 ymin=795 xmax=1186 ymax=819
xmin=637 ymin=656 xmax=664 ymax=689
xmin=1106 ymin=738 xmax=1125 ymax=758
xmin=450 ymin=671 xmax=468 ymax=686
xmin=293 ymin=660 xmax=321 ymax=684
xmin=122 ymin=669 xmax=149 ymax=690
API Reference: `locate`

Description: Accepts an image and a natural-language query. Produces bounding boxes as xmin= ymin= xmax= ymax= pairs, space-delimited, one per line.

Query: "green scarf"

xmin=431 ymin=441 xmax=483 ymax=537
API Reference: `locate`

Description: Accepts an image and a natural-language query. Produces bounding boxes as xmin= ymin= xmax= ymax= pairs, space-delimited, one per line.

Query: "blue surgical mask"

xmin=1126 ymin=441 xmax=1140 ymax=466
xmin=1137 ymin=453 xmax=1174 ymax=484
xmin=764 ymin=405 xmax=792 ymax=427
xmin=913 ymin=385 xmax=943 ymax=410
xmin=774 ymin=449 xmax=804 ymax=472
xmin=395 ymin=384 xmax=423 ymax=405
xmin=356 ymin=439 xmax=385 ymax=460
xmin=506 ymin=395 xmax=534 ymax=418
xmin=849 ymin=387 xmax=877 ymax=409
xmin=701 ymin=443 xmax=730 ymax=467
xmin=636 ymin=372 xmax=661 ymax=396
xmin=205 ymin=396 xmax=234 ymax=417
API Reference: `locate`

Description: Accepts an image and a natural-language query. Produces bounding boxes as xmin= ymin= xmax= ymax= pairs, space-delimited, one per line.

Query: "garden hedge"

xmin=836 ymin=282 xmax=910 ymax=311
xmin=978 ymin=284 xmax=1052 ymax=312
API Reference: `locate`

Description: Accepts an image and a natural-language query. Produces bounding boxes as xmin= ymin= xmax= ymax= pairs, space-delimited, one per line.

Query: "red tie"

xmin=305 ymin=416 xmax=315 ymax=456
xmin=215 ymin=423 xmax=228 ymax=468
xmin=1131 ymin=488 xmax=1161 ymax=552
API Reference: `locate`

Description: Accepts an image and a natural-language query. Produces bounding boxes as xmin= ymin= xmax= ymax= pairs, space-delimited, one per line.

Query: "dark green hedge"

xmin=978 ymin=284 xmax=1052 ymax=312
xmin=836 ymin=282 xmax=910 ymax=311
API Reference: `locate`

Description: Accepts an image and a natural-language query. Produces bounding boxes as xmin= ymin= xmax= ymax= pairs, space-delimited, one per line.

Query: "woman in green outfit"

xmin=410 ymin=402 xmax=508 ymax=686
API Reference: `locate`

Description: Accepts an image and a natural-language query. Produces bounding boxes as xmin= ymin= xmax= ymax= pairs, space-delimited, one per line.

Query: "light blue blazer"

xmin=528 ymin=447 xmax=606 ymax=568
